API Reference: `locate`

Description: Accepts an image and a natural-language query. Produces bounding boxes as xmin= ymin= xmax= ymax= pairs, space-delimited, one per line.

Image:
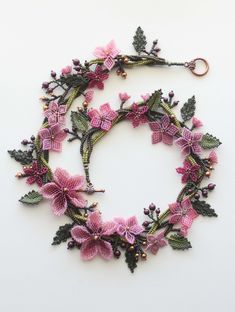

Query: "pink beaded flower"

xmin=40 ymin=168 xmax=86 ymax=216
xmin=38 ymin=123 xmax=67 ymax=152
xmin=71 ymin=211 xmax=117 ymax=260
xmin=176 ymin=159 xmax=201 ymax=183
xmin=119 ymin=92 xmax=131 ymax=102
xmin=149 ymin=114 xmax=178 ymax=145
xmin=94 ymin=40 xmax=120 ymax=70
xmin=208 ymin=150 xmax=218 ymax=165
xmin=126 ymin=103 xmax=148 ymax=128
xmin=169 ymin=198 xmax=198 ymax=236
xmin=86 ymin=65 xmax=109 ymax=90
xmin=61 ymin=66 xmax=72 ymax=75
xmin=145 ymin=232 xmax=167 ymax=255
xmin=192 ymin=117 xmax=203 ymax=128
xmin=23 ymin=160 xmax=48 ymax=187
xmin=175 ymin=128 xmax=202 ymax=156
xmin=115 ymin=216 xmax=144 ymax=244
xmin=44 ymin=102 xmax=67 ymax=126
xmin=88 ymin=103 xmax=118 ymax=131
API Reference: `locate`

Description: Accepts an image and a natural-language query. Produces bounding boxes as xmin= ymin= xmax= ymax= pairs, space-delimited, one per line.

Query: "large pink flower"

xmin=175 ymin=128 xmax=202 ymax=156
xmin=38 ymin=123 xmax=67 ymax=152
xmin=40 ymin=168 xmax=86 ymax=216
xmin=44 ymin=102 xmax=67 ymax=126
xmin=149 ymin=114 xmax=178 ymax=145
xmin=145 ymin=232 xmax=167 ymax=255
xmin=126 ymin=103 xmax=148 ymax=128
xmin=86 ymin=65 xmax=109 ymax=90
xmin=71 ymin=211 xmax=117 ymax=260
xmin=88 ymin=103 xmax=118 ymax=131
xmin=115 ymin=216 xmax=144 ymax=244
xmin=94 ymin=40 xmax=120 ymax=70
xmin=23 ymin=160 xmax=48 ymax=187
xmin=169 ymin=198 xmax=198 ymax=236
xmin=176 ymin=159 xmax=200 ymax=183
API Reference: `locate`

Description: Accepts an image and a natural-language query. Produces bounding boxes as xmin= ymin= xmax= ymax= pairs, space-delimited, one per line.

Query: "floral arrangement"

xmin=9 ymin=27 xmax=221 ymax=273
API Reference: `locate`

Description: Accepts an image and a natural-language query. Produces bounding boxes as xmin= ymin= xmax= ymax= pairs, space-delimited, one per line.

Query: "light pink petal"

xmin=93 ymin=46 xmax=107 ymax=59
xmin=162 ymin=133 xmax=173 ymax=145
xmin=169 ymin=214 xmax=182 ymax=224
xmin=192 ymin=143 xmax=202 ymax=155
xmin=161 ymin=115 xmax=170 ymax=128
xmin=100 ymin=103 xmax=111 ymax=115
xmin=97 ymin=240 xmax=113 ymax=259
xmin=149 ymin=244 xmax=160 ymax=255
xmin=55 ymin=130 xmax=67 ymax=142
xmin=66 ymin=175 xmax=85 ymax=191
xmin=209 ymin=151 xmax=218 ymax=164
xmin=193 ymin=132 xmax=203 ymax=141
xmin=125 ymin=232 xmax=135 ymax=244
xmin=175 ymin=137 xmax=186 ymax=148
xmin=181 ymin=215 xmax=193 ymax=228
xmin=101 ymin=120 xmax=112 ymax=131
xmin=106 ymin=40 xmax=120 ymax=58
xmin=182 ymin=145 xmax=191 ymax=156
xmin=85 ymin=90 xmax=94 ymax=103
xmin=57 ymin=115 xmax=66 ymax=124
xmin=48 ymin=115 xmax=57 ymax=125
xmin=149 ymin=121 xmax=161 ymax=131
xmin=53 ymin=168 xmax=70 ymax=188
xmin=187 ymin=208 xmax=198 ymax=220
xmin=141 ymin=93 xmax=150 ymax=102
xmin=38 ymin=128 xmax=50 ymax=140
xmin=180 ymin=225 xmax=189 ymax=237
xmin=58 ymin=105 xmax=67 ymax=114
xmin=90 ymin=117 xmax=101 ymax=128
xmin=182 ymin=128 xmax=192 ymax=141
xmin=169 ymin=202 xmax=180 ymax=213
xmin=71 ymin=225 xmax=91 ymax=243
xmin=88 ymin=108 xmax=100 ymax=119
xmin=192 ymin=117 xmax=203 ymax=128
xmin=158 ymin=239 xmax=167 ymax=248
xmin=80 ymin=239 xmax=98 ymax=260
xmin=67 ymin=192 xmax=87 ymax=208
xmin=42 ymin=138 xmax=52 ymax=150
xmin=87 ymin=211 xmax=102 ymax=233
xmin=102 ymin=221 xmax=117 ymax=235
xmin=40 ymin=182 xmax=61 ymax=198
xmin=116 ymin=224 xmax=126 ymax=236
xmin=138 ymin=106 xmax=148 ymax=114
xmin=119 ymin=92 xmax=130 ymax=101
xmin=104 ymin=56 xmax=115 ymax=70
xmin=51 ymin=194 xmax=67 ymax=216
xmin=51 ymin=140 xmax=62 ymax=152
xmin=181 ymin=198 xmax=192 ymax=210
xmin=50 ymin=123 xmax=61 ymax=135
xmin=126 ymin=216 xmax=138 ymax=228
xmin=152 ymin=131 xmax=162 ymax=144
xmin=167 ymin=124 xmax=179 ymax=136
xmin=130 ymin=224 xmax=144 ymax=235
xmin=49 ymin=102 xmax=59 ymax=111
xmin=114 ymin=217 xmax=126 ymax=226
xmin=105 ymin=110 xmax=118 ymax=121
xmin=44 ymin=109 xmax=52 ymax=118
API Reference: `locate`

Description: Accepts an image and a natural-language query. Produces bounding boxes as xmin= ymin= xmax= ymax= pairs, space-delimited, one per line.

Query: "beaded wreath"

xmin=9 ymin=28 xmax=221 ymax=273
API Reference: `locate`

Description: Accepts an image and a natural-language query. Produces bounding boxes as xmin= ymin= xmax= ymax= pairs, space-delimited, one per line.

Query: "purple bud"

xmin=149 ymin=203 xmax=156 ymax=211
xmin=142 ymin=221 xmax=150 ymax=227
xmin=51 ymin=70 xmax=56 ymax=78
xmin=64 ymin=128 xmax=70 ymax=133
xmin=208 ymin=183 xmax=216 ymax=191
xmin=72 ymin=59 xmax=80 ymax=66
xmin=42 ymin=82 xmax=49 ymax=89
xmin=21 ymin=139 xmax=28 ymax=145
xmin=169 ymin=90 xmax=174 ymax=98
xmin=156 ymin=208 xmax=161 ymax=214
xmin=144 ymin=208 xmax=150 ymax=215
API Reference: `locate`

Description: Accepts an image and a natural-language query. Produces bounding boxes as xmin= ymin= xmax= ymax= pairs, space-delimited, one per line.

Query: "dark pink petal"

xmin=131 ymin=118 xmax=141 ymax=128
xmin=48 ymin=115 xmax=57 ymax=125
xmin=161 ymin=115 xmax=170 ymax=128
xmin=96 ymin=81 xmax=105 ymax=90
xmin=87 ymin=211 xmax=102 ymax=233
xmin=50 ymin=123 xmax=61 ymax=136
xmin=182 ymin=128 xmax=192 ymax=141
xmin=192 ymin=143 xmax=202 ymax=155
xmin=167 ymin=124 xmax=178 ymax=136
xmin=88 ymin=108 xmax=100 ymax=119
xmin=138 ymin=106 xmax=148 ymax=114
xmin=51 ymin=141 xmax=62 ymax=152
xmin=162 ymin=133 xmax=173 ymax=145
xmin=97 ymin=240 xmax=113 ymax=259
xmin=176 ymin=167 xmax=186 ymax=175
xmin=38 ymin=128 xmax=50 ymax=140
xmin=80 ymin=239 xmax=98 ymax=260
xmin=71 ymin=225 xmax=91 ymax=243
xmin=67 ymin=191 xmax=87 ymax=208
xmin=55 ymin=129 xmax=67 ymax=142
xmin=169 ymin=202 xmax=180 ymax=214
xmin=40 ymin=182 xmax=61 ymax=198
xmin=130 ymin=224 xmax=144 ymax=235
xmin=105 ymin=110 xmax=118 ymax=121
xmin=53 ymin=168 xmax=70 ymax=188
xmin=51 ymin=194 xmax=67 ymax=216
xmin=169 ymin=213 xmax=182 ymax=224
xmin=149 ymin=121 xmax=161 ymax=131
xmin=182 ymin=173 xmax=190 ymax=183
xmin=66 ymin=175 xmax=85 ymax=191
xmin=104 ymin=56 xmax=115 ymax=70
xmin=26 ymin=176 xmax=36 ymax=185
xmin=90 ymin=117 xmax=102 ymax=128
xmin=101 ymin=120 xmax=112 ymax=131
xmin=58 ymin=105 xmax=67 ymax=114
xmin=152 ymin=131 xmax=162 ymax=144
xmin=102 ymin=221 xmax=117 ymax=235
xmin=125 ymin=231 xmax=135 ymax=244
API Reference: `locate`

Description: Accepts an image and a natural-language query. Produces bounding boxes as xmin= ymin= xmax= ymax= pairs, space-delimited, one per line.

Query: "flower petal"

xmin=88 ymin=108 xmax=100 ymax=119
xmin=40 ymin=182 xmax=61 ymax=199
xmin=39 ymin=128 xmax=50 ymax=140
xmin=125 ymin=232 xmax=135 ymax=244
xmin=67 ymin=191 xmax=87 ymax=208
xmin=162 ymin=133 xmax=173 ymax=145
xmin=80 ymin=239 xmax=98 ymax=260
xmin=87 ymin=211 xmax=102 ymax=233
xmin=130 ymin=224 xmax=144 ymax=235
xmin=101 ymin=120 xmax=112 ymax=131
xmin=66 ymin=175 xmax=85 ymax=191
xmin=71 ymin=225 xmax=91 ymax=243
xmin=104 ymin=56 xmax=115 ymax=70
xmin=149 ymin=121 xmax=161 ymax=132
xmin=53 ymin=168 xmax=70 ymax=188
xmin=51 ymin=140 xmax=62 ymax=152
xmin=161 ymin=115 xmax=170 ymax=128
xmin=97 ymin=240 xmax=113 ymax=259
xmin=102 ymin=221 xmax=117 ymax=235
xmin=152 ymin=131 xmax=162 ymax=144
xmin=51 ymin=194 xmax=67 ymax=216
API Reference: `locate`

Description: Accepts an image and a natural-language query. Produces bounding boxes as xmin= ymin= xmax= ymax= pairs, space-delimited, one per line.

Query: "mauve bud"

xmin=51 ymin=70 xmax=56 ymax=78
xmin=169 ymin=90 xmax=174 ymax=98
xmin=72 ymin=59 xmax=80 ymax=66
xmin=42 ymin=82 xmax=49 ymax=89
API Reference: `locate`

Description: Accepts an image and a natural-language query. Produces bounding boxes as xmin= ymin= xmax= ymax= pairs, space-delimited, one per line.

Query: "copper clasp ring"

xmin=185 ymin=58 xmax=209 ymax=77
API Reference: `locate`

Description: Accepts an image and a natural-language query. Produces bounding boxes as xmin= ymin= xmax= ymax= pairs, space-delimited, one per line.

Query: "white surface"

xmin=0 ymin=0 xmax=235 ymax=311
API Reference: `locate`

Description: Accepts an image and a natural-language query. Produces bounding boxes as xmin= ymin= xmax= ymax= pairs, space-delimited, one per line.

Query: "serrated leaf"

xmin=147 ymin=90 xmax=162 ymax=112
xmin=200 ymin=133 xmax=222 ymax=149
xmin=71 ymin=111 xmax=88 ymax=132
xmin=52 ymin=223 xmax=74 ymax=245
xmin=168 ymin=234 xmax=192 ymax=250
xmin=192 ymin=200 xmax=217 ymax=217
xmin=60 ymin=75 xmax=87 ymax=88
xmin=125 ymin=249 xmax=138 ymax=273
xmin=19 ymin=190 xmax=43 ymax=205
xmin=132 ymin=26 xmax=147 ymax=55
xmin=8 ymin=149 xmax=33 ymax=165
xmin=180 ymin=96 xmax=196 ymax=121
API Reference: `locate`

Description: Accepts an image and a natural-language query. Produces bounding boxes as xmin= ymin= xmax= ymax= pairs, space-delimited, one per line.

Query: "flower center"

xmin=93 ymin=234 xmax=100 ymax=240
xmin=63 ymin=187 xmax=68 ymax=193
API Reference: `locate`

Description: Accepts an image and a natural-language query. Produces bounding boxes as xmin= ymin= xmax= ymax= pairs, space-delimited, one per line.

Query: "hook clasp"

xmin=185 ymin=58 xmax=209 ymax=76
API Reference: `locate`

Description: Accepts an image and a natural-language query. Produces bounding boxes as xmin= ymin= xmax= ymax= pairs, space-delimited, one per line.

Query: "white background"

xmin=0 ymin=0 xmax=235 ymax=311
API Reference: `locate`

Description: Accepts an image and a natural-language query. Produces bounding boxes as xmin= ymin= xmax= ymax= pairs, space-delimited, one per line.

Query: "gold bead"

xmin=142 ymin=241 xmax=147 ymax=246
xmin=91 ymin=202 xmax=98 ymax=208
xmin=129 ymin=245 xmax=135 ymax=251
xmin=205 ymin=171 xmax=211 ymax=177
xmin=123 ymin=56 xmax=129 ymax=63
xmin=121 ymin=72 xmax=127 ymax=78
xmin=135 ymin=253 xmax=139 ymax=258
xmin=141 ymin=253 xmax=147 ymax=260
xmin=84 ymin=213 xmax=88 ymax=218
xmin=15 ymin=172 xmax=22 ymax=178
xmin=116 ymin=69 xmax=121 ymax=75
xmin=170 ymin=114 xmax=175 ymax=119
xmin=43 ymin=104 xmax=48 ymax=110
xmin=94 ymin=235 xmax=99 ymax=240
xmin=82 ymin=101 xmax=88 ymax=108
xmin=209 ymin=166 xmax=213 ymax=170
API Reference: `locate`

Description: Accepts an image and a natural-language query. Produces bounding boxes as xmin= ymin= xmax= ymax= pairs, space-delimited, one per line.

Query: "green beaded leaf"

xmin=71 ymin=111 xmax=88 ymax=132
xmin=147 ymin=90 xmax=162 ymax=112
xmin=192 ymin=200 xmax=217 ymax=217
xmin=180 ymin=96 xmax=196 ymax=121
xmin=60 ymin=75 xmax=87 ymax=88
xmin=125 ymin=249 xmax=138 ymax=273
xmin=133 ymin=26 xmax=147 ymax=55
xmin=168 ymin=234 xmax=192 ymax=250
xmin=200 ymin=133 xmax=222 ymax=149
xmin=52 ymin=223 xmax=74 ymax=245
xmin=8 ymin=149 xmax=33 ymax=165
xmin=19 ymin=190 xmax=43 ymax=205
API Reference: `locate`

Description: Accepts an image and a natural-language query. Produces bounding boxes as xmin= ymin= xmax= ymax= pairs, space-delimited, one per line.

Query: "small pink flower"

xmin=40 ymin=168 xmax=86 ymax=216
xmin=208 ymin=150 xmax=218 ymax=165
xmin=192 ymin=117 xmax=203 ymax=128
xmin=71 ymin=211 xmax=117 ymax=260
xmin=119 ymin=92 xmax=131 ymax=102
xmin=61 ymin=65 xmax=72 ymax=75
xmin=176 ymin=159 xmax=200 ymax=183
xmin=44 ymin=102 xmax=67 ymax=126
xmin=84 ymin=90 xmax=94 ymax=103
xmin=23 ymin=161 xmax=48 ymax=187
xmin=38 ymin=123 xmax=67 ymax=152
xmin=141 ymin=93 xmax=150 ymax=102
xmin=175 ymin=128 xmax=202 ymax=156
xmin=145 ymin=232 xmax=167 ymax=255
xmin=169 ymin=198 xmax=198 ymax=236
xmin=115 ymin=216 xmax=144 ymax=244
xmin=86 ymin=65 xmax=109 ymax=90
xmin=149 ymin=114 xmax=178 ymax=145
xmin=88 ymin=103 xmax=118 ymax=131
xmin=126 ymin=103 xmax=148 ymax=128
xmin=94 ymin=40 xmax=120 ymax=70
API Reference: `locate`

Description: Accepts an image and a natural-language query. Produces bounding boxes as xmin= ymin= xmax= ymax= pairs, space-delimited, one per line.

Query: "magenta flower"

xmin=192 ymin=117 xmax=203 ymax=128
xmin=175 ymin=128 xmax=202 ymax=156
xmin=149 ymin=114 xmax=178 ymax=145
xmin=61 ymin=66 xmax=72 ymax=75
xmin=126 ymin=103 xmax=148 ymax=128
xmin=88 ymin=103 xmax=118 ymax=131
xmin=38 ymin=123 xmax=67 ymax=152
xmin=208 ymin=150 xmax=218 ymax=165
xmin=115 ymin=216 xmax=144 ymax=244
xmin=71 ymin=211 xmax=117 ymax=260
xmin=94 ymin=40 xmax=120 ymax=70
xmin=176 ymin=159 xmax=200 ymax=183
xmin=169 ymin=198 xmax=198 ymax=236
xmin=40 ymin=168 xmax=86 ymax=216
xmin=119 ymin=92 xmax=131 ymax=102
xmin=44 ymin=102 xmax=67 ymax=126
xmin=23 ymin=160 xmax=48 ymax=187
xmin=145 ymin=232 xmax=167 ymax=255
xmin=86 ymin=65 xmax=109 ymax=90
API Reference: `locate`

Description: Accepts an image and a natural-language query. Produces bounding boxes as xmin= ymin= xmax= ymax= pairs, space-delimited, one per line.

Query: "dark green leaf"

xmin=125 ymin=249 xmax=138 ymax=273
xmin=180 ymin=96 xmax=196 ymax=121
xmin=133 ymin=26 xmax=147 ymax=55
xmin=52 ymin=223 xmax=74 ymax=245
xmin=19 ymin=190 xmax=43 ymax=205
xmin=60 ymin=75 xmax=87 ymax=88
xmin=168 ymin=234 xmax=192 ymax=250
xmin=192 ymin=200 xmax=217 ymax=217
xmin=71 ymin=111 xmax=88 ymax=132
xmin=200 ymin=133 xmax=222 ymax=149
xmin=147 ymin=90 xmax=162 ymax=112
xmin=8 ymin=149 xmax=33 ymax=165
